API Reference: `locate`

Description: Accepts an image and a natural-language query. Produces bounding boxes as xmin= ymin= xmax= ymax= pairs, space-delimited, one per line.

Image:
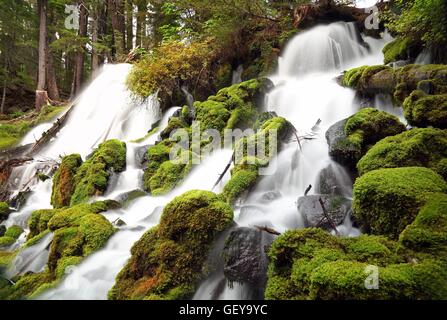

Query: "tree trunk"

xmin=126 ymin=0 xmax=134 ymax=51
xmin=36 ymin=0 xmax=48 ymax=111
xmin=71 ymin=1 xmax=88 ymax=98
xmin=92 ymin=8 xmax=100 ymax=73
xmin=109 ymin=0 xmax=126 ymax=58
xmin=135 ymin=0 xmax=146 ymax=47
xmin=46 ymin=35 xmax=60 ymax=101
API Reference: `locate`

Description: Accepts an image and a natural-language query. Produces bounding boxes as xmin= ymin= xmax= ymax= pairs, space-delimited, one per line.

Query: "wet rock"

xmin=260 ymin=191 xmax=282 ymax=202
xmin=325 ymin=119 xmax=360 ymax=169
xmin=223 ymin=227 xmax=274 ymax=288
xmin=316 ymin=163 xmax=353 ymax=197
xmin=297 ymin=195 xmax=352 ymax=231
xmin=0 ymin=225 xmax=6 ymax=237
xmin=135 ymin=145 xmax=150 ymax=166
xmin=115 ymin=189 xmax=147 ymax=206
xmin=113 ymin=218 xmax=127 ymax=227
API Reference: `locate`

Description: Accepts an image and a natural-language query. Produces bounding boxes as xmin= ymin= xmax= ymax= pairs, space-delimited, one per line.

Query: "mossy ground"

xmin=0 ymin=105 xmax=66 ymax=151
xmin=109 ymin=190 xmax=233 ymax=300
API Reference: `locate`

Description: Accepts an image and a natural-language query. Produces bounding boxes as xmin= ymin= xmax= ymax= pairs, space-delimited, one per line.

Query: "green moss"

xmin=0 ymin=236 xmax=15 ymax=247
xmin=342 ymin=66 xmax=368 ymax=87
xmin=221 ymin=117 xmax=292 ymax=204
xmin=266 ymin=228 xmax=447 ymax=300
xmin=109 ymin=190 xmax=233 ymax=300
xmin=0 ymin=106 xmax=66 ymax=151
xmin=0 ymin=251 xmax=16 ymax=269
xmin=345 ymin=108 xmax=406 ymax=152
xmin=2 ymin=201 xmax=116 ymax=299
xmin=357 ymin=128 xmax=447 ymax=178
xmin=383 ymin=37 xmax=412 ymax=65
xmin=147 ymin=160 xmax=192 ymax=196
xmin=400 ymin=193 xmax=447 ymax=255
xmin=51 ymin=154 xmax=83 ymax=208
xmin=4 ymin=225 xmax=23 ymax=239
xmin=160 ymin=117 xmax=188 ymax=139
xmin=70 ymin=140 xmax=126 ymax=206
xmin=0 ymin=202 xmax=11 ymax=222
xmin=403 ymin=91 xmax=447 ymax=128
xmin=352 ymin=167 xmax=447 ymax=239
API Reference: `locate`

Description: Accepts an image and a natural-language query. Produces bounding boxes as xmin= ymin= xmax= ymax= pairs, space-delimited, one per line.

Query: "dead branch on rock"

xmin=318 ymin=197 xmax=340 ymax=236
xmin=304 ymin=184 xmax=312 ymax=196
xmin=212 ymin=152 xmax=235 ymax=190
xmin=255 ymin=225 xmax=281 ymax=236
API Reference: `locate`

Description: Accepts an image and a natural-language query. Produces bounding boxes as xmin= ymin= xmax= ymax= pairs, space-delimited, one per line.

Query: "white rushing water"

xmin=2 ymin=22 xmax=402 ymax=301
xmin=194 ymin=22 xmax=395 ymax=300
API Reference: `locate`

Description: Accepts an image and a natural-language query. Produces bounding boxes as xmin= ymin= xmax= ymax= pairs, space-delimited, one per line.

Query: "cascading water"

xmin=1 ymin=21 xmax=401 ymax=301
xmin=194 ymin=22 xmax=394 ymax=300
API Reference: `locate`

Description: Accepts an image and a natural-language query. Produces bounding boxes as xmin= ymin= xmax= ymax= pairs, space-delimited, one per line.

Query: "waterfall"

xmin=2 ymin=22 xmax=395 ymax=300
xmin=194 ymin=22 xmax=391 ymax=300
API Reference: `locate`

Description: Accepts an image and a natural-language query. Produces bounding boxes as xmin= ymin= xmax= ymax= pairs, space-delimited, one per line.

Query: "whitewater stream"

xmin=1 ymin=21 xmax=406 ymax=300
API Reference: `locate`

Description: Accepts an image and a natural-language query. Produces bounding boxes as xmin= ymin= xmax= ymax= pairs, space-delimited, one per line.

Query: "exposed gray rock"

xmin=325 ymin=119 xmax=360 ymax=169
xmin=223 ymin=227 xmax=274 ymax=288
xmin=297 ymin=194 xmax=352 ymax=231
xmin=316 ymin=163 xmax=353 ymax=197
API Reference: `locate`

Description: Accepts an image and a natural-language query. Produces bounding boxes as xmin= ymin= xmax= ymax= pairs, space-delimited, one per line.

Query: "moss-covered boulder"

xmin=399 ymin=193 xmax=447 ymax=255
xmin=353 ymin=167 xmax=447 ymax=239
xmin=0 ymin=201 xmax=10 ymax=222
xmin=326 ymin=119 xmax=361 ymax=169
xmin=326 ymin=109 xmax=404 ymax=170
xmin=0 ymin=225 xmax=24 ymax=247
xmin=345 ymin=108 xmax=406 ymax=152
xmin=221 ymin=117 xmax=293 ymax=204
xmin=341 ymin=64 xmax=447 ymax=103
xmin=403 ymin=91 xmax=447 ymax=128
xmin=195 ymin=79 xmax=263 ymax=132
xmin=1 ymin=201 xmax=116 ymax=299
xmin=51 ymin=154 xmax=83 ymax=208
xmin=358 ymin=128 xmax=447 ymax=178
xmin=265 ymin=228 xmax=447 ymax=300
xmin=382 ymin=37 xmax=416 ymax=65
xmin=143 ymin=140 xmax=193 ymax=196
xmin=70 ymin=140 xmax=126 ymax=206
xmin=109 ymin=190 xmax=233 ymax=300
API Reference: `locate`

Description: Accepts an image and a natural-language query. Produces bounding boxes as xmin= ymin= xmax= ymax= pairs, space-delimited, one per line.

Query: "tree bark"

xmin=36 ymin=0 xmax=48 ymax=111
xmin=126 ymin=0 xmax=134 ymax=51
xmin=109 ymin=0 xmax=126 ymax=58
xmin=92 ymin=8 xmax=100 ymax=73
xmin=46 ymin=35 xmax=60 ymax=101
xmin=71 ymin=1 xmax=88 ymax=98
xmin=135 ymin=0 xmax=146 ymax=48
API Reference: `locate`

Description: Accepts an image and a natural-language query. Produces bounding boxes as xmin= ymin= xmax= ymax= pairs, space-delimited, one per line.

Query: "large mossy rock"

xmin=70 ymin=140 xmax=126 ymax=206
xmin=0 ymin=225 xmax=24 ymax=248
xmin=403 ymin=90 xmax=447 ymax=128
xmin=352 ymin=167 xmax=447 ymax=239
xmin=358 ymin=128 xmax=447 ymax=179
xmin=222 ymin=227 xmax=274 ymax=288
xmin=265 ymin=228 xmax=447 ymax=300
xmin=341 ymin=64 xmax=447 ymax=103
xmin=326 ymin=119 xmax=361 ymax=169
xmin=50 ymin=140 xmax=126 ymax=208
xmin=326 ymin=109 xmax=405 ymax=169
xmin=221 ymin=117 xmax=294 ymax=204
xmin=109 ymin=190 xmax=233 ymax=300
xmin=345 ymin=108 xmax=406 ymax=152
xmin=297 ymin=195 xmax=352 ymax=231
xmin=51 ymin=154 xmax=83 ymax=208
xmin=400 ymin=193 xmax=447 ymax=255
xmin=382 ymin=37 xmax=419 ymax=65
xmin=1 ymin=201 xmax=116 ymax=300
